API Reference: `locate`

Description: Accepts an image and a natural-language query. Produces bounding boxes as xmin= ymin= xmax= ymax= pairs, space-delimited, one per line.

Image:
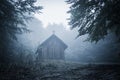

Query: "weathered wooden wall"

xmin=37 ymin=40 xmax=65 ymax=60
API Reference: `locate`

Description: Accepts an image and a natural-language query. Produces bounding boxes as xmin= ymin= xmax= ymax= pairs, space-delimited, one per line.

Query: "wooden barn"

xmin=36 ymin=33 xmax=68 ymax=61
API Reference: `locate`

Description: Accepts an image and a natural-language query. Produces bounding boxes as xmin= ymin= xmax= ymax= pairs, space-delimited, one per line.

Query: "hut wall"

xmin=37 ymin=36 xmax=66 ymax=60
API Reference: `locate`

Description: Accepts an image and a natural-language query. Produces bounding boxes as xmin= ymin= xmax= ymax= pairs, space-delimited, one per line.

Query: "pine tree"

xmin=0 ymin=0 xmax=42 ymax=63
xmin=67 ymin=0 xmax=120 ymax=42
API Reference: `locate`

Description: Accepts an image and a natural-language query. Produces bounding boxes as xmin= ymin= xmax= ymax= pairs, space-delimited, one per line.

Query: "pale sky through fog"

xmin=34 ymin=0 xmax=70 ymax=29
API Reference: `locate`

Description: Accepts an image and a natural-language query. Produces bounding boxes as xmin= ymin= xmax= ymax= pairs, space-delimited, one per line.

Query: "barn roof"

xmin=39 ymin=34 xmax=68 ymax=49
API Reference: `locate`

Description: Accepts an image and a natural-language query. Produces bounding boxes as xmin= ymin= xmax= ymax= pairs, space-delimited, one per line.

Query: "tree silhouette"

xmin=67 ymin=0 xmax=120 ymax=42
xmin=0 ymin=0 xmax=42 ymax=63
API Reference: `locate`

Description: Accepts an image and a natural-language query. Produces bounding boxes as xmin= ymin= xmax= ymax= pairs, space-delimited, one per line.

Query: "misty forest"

xmin=0 ymin=0 xmax=120 ymax=80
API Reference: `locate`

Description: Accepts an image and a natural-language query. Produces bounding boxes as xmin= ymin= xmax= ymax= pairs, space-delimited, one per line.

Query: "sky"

xmin=34 ymin=0 xmax=70 ymax=29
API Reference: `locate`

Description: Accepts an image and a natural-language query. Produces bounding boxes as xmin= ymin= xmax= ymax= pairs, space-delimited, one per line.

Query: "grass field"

xmin=0 ymin=61 xmax=120 ymax=80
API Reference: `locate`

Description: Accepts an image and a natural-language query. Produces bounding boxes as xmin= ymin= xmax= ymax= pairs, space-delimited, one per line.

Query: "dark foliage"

xmin=0 ymin=0 xmax=42 ymax=63
xmin=67 ymin=0 xmax=120 ymax=42
xmin=0 ymin=63 xmax=37 ymax=80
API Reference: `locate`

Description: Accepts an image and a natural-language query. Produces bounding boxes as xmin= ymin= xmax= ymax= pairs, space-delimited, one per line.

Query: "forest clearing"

xmin=0 ymin=0 xmax=120 ymax=80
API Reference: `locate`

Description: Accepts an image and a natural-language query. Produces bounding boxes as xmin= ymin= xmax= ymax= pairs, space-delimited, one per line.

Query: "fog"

xmin=1 ymin=0 xmax=120 ymax=80
xmin=16 ymin=0 xmax=120 ymax=63
xmin=17 ymin=18 xmax=120 ymax=63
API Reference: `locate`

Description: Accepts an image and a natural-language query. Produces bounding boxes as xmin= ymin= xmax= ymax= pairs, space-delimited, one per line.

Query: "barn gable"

xmin=36 ymin=34 xmax=68 ymax=60
xmin=39 ymin=34 xmax=67 ymax=49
